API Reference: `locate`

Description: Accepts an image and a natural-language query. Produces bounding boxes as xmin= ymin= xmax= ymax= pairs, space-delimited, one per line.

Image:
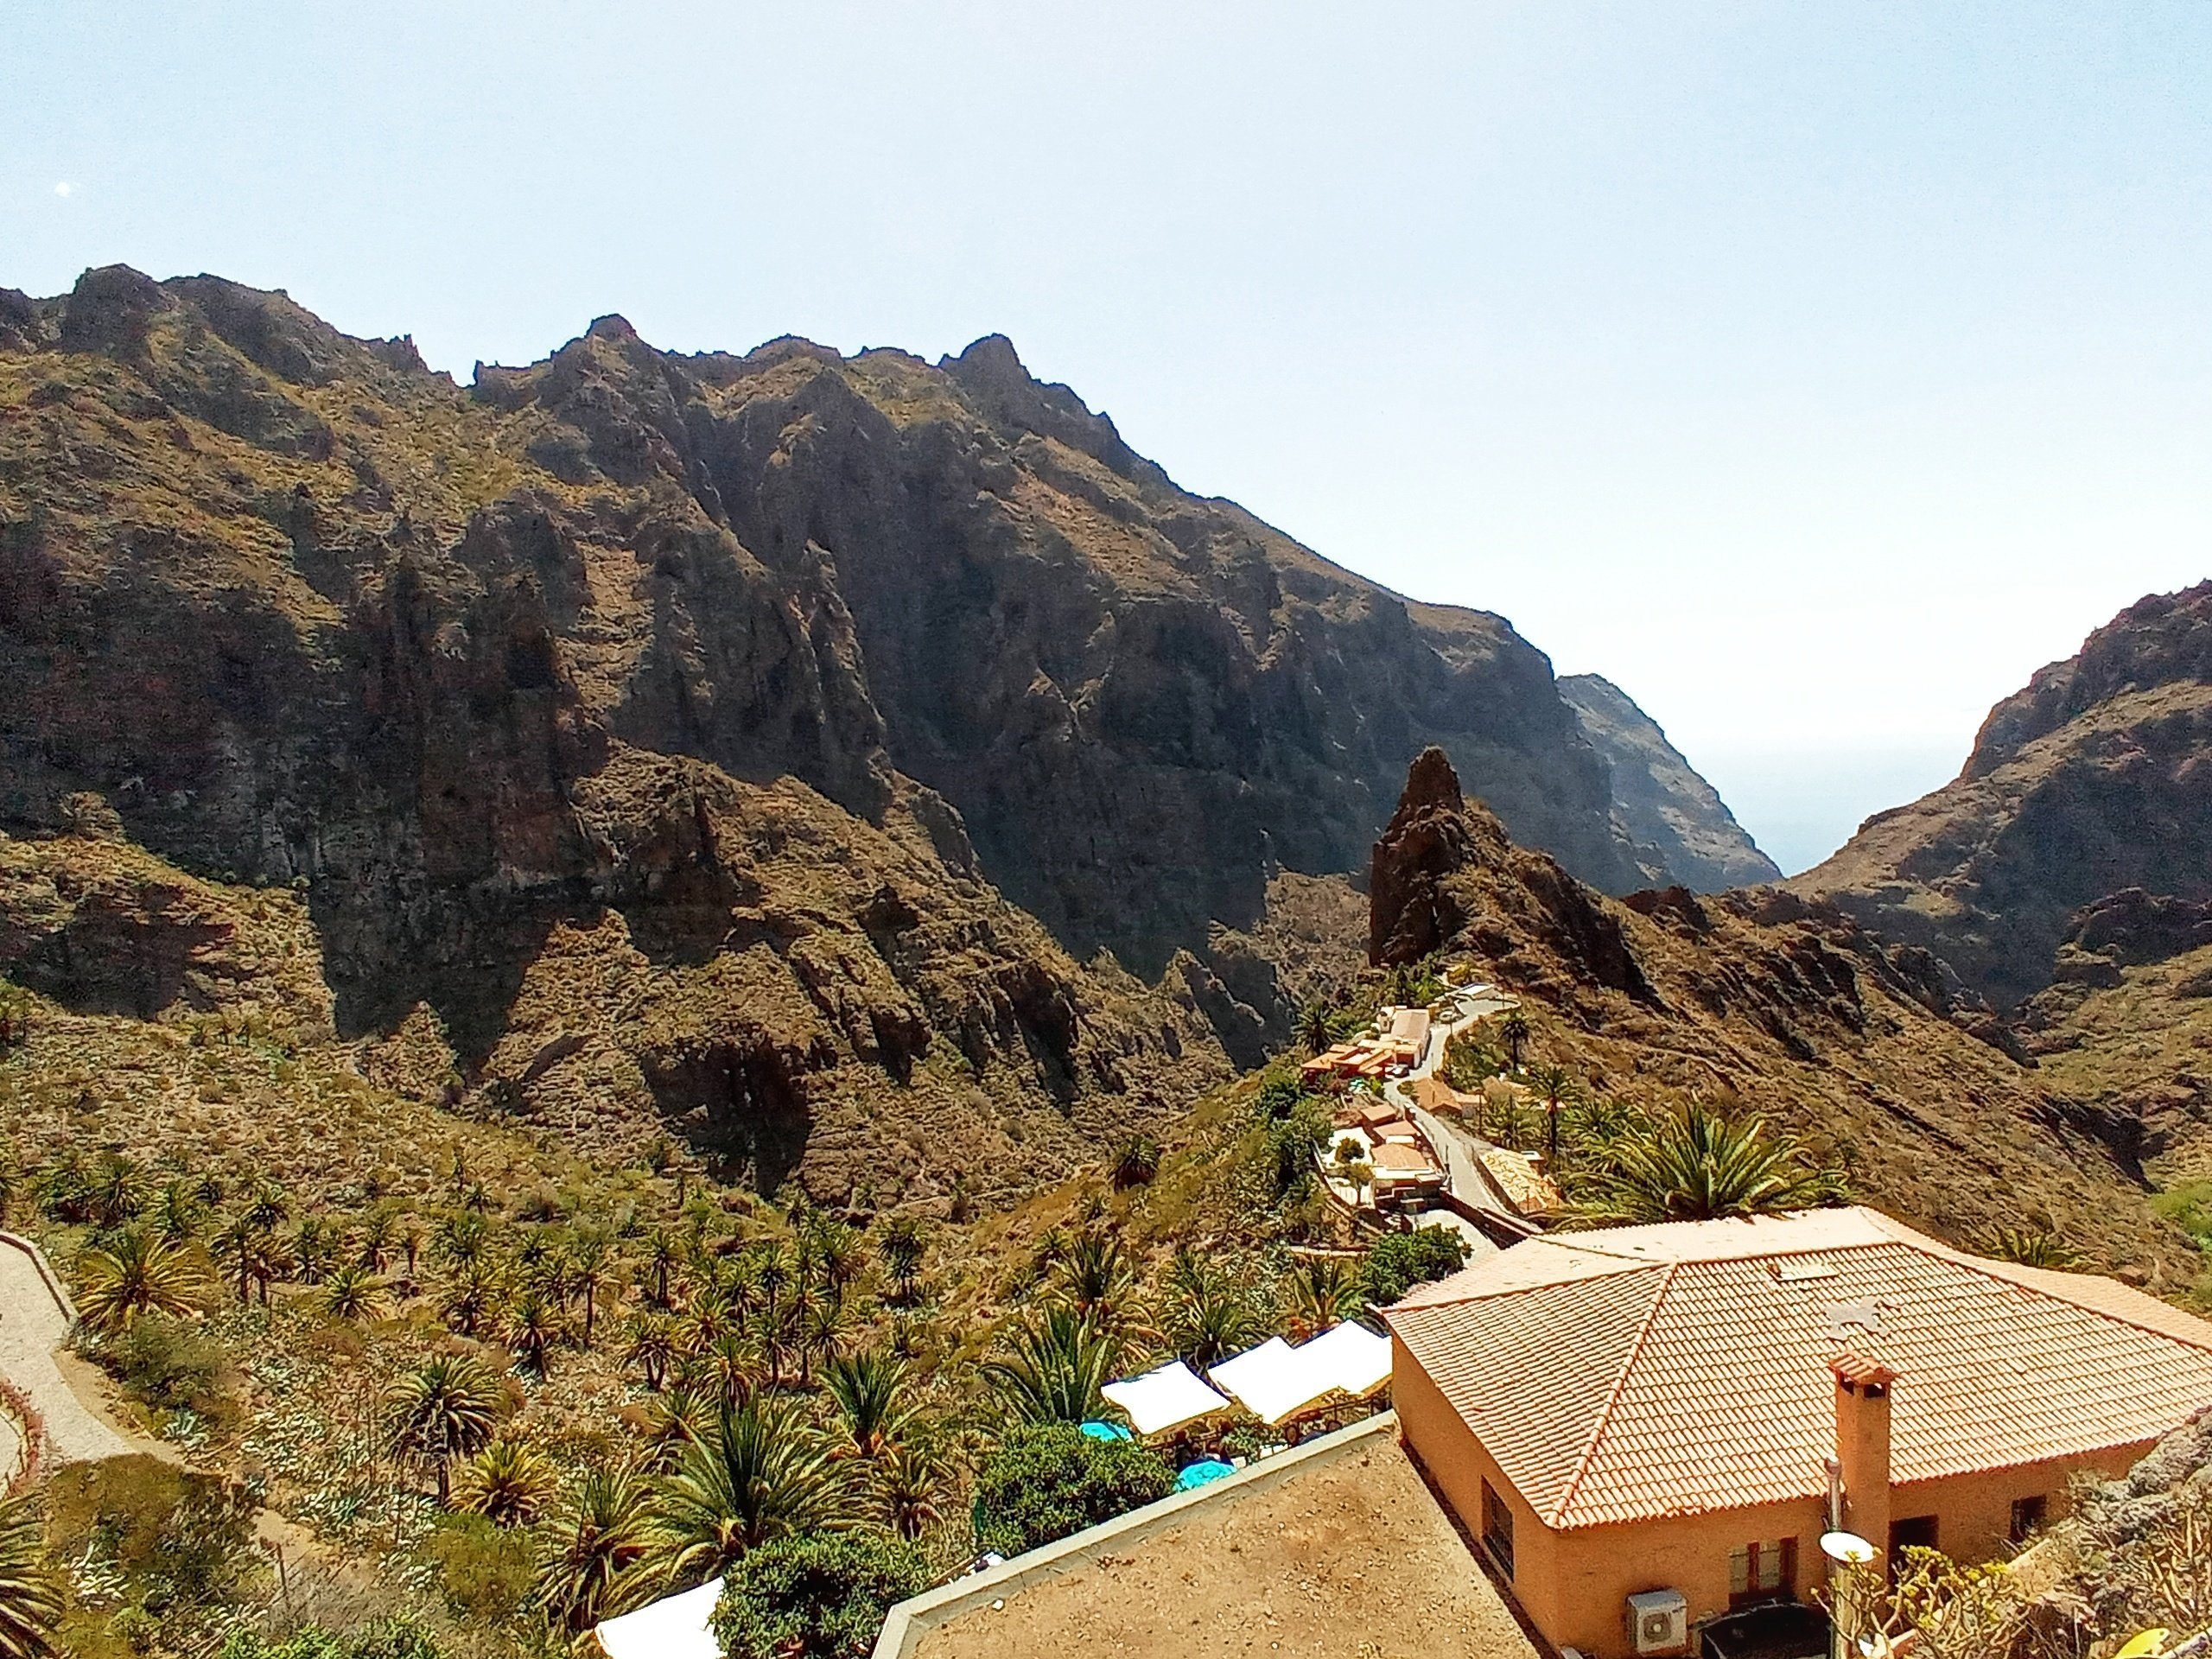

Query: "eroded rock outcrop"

xmin=1362 ymin=752 xmax=2192 ymax=1268
xmin=1795 ymin=582 xmax=2212 ymax=1010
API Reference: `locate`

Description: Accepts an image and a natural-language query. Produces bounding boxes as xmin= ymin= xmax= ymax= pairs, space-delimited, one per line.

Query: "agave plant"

xmin=653 ymin=1397 xmax=856 ymax=1580
xmin=454 ymin=1437 xmax=559 ymax=1527
xmin=320 ymin=1264 xmax=392 ymax=1323
xmin=382 ymin=1353 xmax=504 ymax=1503
xmin=535 ymin=1465 xmax=655 ymax=1634
xmin=1570 ymin=1102 xmax=1840 ymax=1227
xmin=980 ymin=1306 xmax=1123 ymax=1426
xmin=1975 ymin=1226 xmax=2082 ymax=1269
xmin=0 ymin=1494 xmax=62 ymax=1659
xmin=74 ymin=1228 xmax=207 ymax=1333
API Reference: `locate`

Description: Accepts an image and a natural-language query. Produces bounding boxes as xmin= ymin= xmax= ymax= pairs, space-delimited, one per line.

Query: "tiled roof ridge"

xmin=1546 ymin=1259 xmax=1681 ymax=1528
xmin=1864 ymin=1214 xmax=2212 ymax=1359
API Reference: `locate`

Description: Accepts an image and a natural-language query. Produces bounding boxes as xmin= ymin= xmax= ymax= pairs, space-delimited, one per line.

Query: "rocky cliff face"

xmin=0 ymin=267 xmax=1753 ymax=1198
xmin=1366 ymin=748 xmax=2192 ymax=1268
xmin=1558 ymin=673 xmax=1781 ymax=891
xmin=1794 ymin=582 xmax=2212 ymax=1012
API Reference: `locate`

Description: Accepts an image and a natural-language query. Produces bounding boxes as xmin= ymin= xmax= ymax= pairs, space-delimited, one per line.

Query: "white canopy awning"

xmin=1102 ymin=1359 xmax=1232 ymax=1436
xmin=1210 ymin=1325 xmax=1395 ymax=1425
xmin=1301 ymin=1319 xmax=1393 ymax=1398
xmin=595 ymin=1577 xmax=721 ymax=1659
xmin=1207 ymin=1337 xmax=1312 ymax=1425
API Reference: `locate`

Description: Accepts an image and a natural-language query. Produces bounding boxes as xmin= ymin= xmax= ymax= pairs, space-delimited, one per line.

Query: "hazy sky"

xmin=8 ymin=3 xmax=2209 ymax=874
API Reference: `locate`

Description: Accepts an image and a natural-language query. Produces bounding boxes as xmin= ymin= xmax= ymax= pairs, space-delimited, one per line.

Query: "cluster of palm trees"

xmin=373 ymin=1200 xmax=952 ymax=1638
xmin=977 ymin=1228 xmax=1365 ymax=1431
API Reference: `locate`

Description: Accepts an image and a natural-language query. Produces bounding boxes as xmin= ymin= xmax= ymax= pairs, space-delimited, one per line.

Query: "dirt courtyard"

xmin=911 ymin=1433 xmax=1539 ymax=1659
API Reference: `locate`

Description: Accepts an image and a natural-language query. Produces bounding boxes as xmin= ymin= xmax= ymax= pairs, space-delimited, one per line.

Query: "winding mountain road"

xmin=0 ymin=1233 xmax=131 ymax=1469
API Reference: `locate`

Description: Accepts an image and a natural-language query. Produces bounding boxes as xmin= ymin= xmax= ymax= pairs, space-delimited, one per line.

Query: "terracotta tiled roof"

xmin=1382 ymin=1206 xmax=2212 ymax=1530
xmin=1370 ymin=1141 xmax=1441 ymax=1174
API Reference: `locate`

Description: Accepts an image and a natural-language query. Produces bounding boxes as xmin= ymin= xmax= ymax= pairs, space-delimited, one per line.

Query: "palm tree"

xmin=1165 ymin=1249 xmax=1272 ymax=1369
xmin=148 ymin=1179 xmax=204 ymax=1246
xmin=1052 ymin=1232 xmax=1135 ymax=1325
xmin=1286 ymin=1255 xmax=1363 ymax=1339
xmin=86 ymin=1152 xmax=143 ymax=1231
xmin=1532 ymin=1064 xmax=1575 ymax=1168
xmin=876 ymin=1217 xmax=925 ymax=1307
xmin=240 ymin=1179 xmax=289 ymax=1236
xmin=74 ymin=1228 xmax=207 ymax=1333
xmin=877 ymin=1438 xmax=946 ymax=1541
xmin=980 ymin=1307 xmax=1123 ymax=1426
xmin=213 ymin=1216 xmax=288 ymax=1306
xmin=436 ymin=1210 xmax=490 ymax=1268
xmin=823 ymin=1350 xmax=911 ymax=1460
xmin=290 ymin=1216 xmax=334 ymax=1284
xmin=505 ymin=1287 xmax=563 ymax=1376
xmin=639 ymin=1385 xmax=715 ymax=1471
xmin=0 ymin=1493 xmax=62 ymax=1659
xmin=643 ymin=1232 xmax=679 ymax=1308
xmin=382 ymin=1354 xmax=504 ymax=1503
xmin=1571 ymin=1103 xmax=1837 ymax=1227
xmin=439 ymin=1262 xmax=498 ymax=1338
xmin=569 ymin=1228 xmax=612 ymax=1345
xmin=320 ymin=1264 xmax=392 ymax=1323
xmin=535 ymin=1465 xmax=655 ymax=1635
xmin=703 ymin=1331 xmax=759 ymax=1408
xmin=1499 ymin=1009 xmax=1531 ymax=1072
xmin=653 ymin=1397 xmax=855 ymax=1580
xmin=798 ymin=1295 xmax=846 ymax=1385
xmin=1109 ymin=1134 xmax=1162 ymax=1190
xmin=1295 ymin=999 xmax=1338 ymax=1057
xmin=354 ymin=1206 xmax=397 ymax=1273
xmin=626 ymin=1313 xmax=676 ymax=1390
xmin=454 ymin=1437 xmax=559 ymax=1527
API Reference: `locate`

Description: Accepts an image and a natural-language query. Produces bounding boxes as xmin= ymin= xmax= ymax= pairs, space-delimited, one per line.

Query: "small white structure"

xmin=1300 ymin=1319 xmax=1393 ymax=1399
xmin=1102 ymin=1359 xmax=1232 ymax=1436
xmin=594 ymin=1576 xmax=721 ymax=1659
xmin=1210 ymin=1325 xmax=1395 ymax=1426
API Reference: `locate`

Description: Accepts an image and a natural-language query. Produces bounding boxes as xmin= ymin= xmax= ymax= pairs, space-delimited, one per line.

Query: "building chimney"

xmin=1830 ymin=1352 xmax=1897 ymax=1566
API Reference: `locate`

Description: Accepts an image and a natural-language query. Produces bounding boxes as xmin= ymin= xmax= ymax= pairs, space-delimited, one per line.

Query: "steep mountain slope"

xmin=1794 ymin=582 xmax=2212 ymax=1011
xmin=1367 ymin=748 xmax=2190 ymax=1271
xmin=1558 ymin=672 xmax=1781 ymax=891
xmin=0 ymin=265 xmax=1751 ymax=1194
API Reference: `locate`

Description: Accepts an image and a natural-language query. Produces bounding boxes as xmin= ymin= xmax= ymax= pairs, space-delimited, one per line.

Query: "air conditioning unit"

xmin=1625 ymin=1588 xmax=1689 ymax=1656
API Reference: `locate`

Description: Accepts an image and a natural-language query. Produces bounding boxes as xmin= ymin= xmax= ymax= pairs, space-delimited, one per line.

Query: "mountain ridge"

xmin=0 ymin=264 xmax=1754 ymax=1197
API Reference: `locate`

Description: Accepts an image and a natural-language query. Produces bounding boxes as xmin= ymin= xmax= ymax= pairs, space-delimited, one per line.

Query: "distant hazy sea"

xmin=1695 ymin=744 xmax=1967 ymax=879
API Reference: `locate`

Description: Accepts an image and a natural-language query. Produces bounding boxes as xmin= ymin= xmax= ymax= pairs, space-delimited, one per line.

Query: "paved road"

xmin=0 ymin=1235 xmax=131 ymax=1467
xmin=1382 ymin=992 xmax=1528 ymax=1233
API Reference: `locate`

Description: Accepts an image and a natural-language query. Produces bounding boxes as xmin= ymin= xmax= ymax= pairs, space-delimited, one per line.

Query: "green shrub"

xmin=46 ymin=1455 xmax=255 ymax=1631
xmin=423 ymin=1511 xmax=534 ymax=1623
xmin=1357 ymin=1226 xmax=1470 ymax=1307
xmin=971 ymin=1425 xmax=1173 ymax=1557
xmin=219 ymin=1620 xmax=446 ymax=1659
xmin=709 ymin=1531 xmax=928 ymax=1658
xmin=111 ymin=1313 xmax=231 ymax=1416
xmin=1253 ymin=1078 xmax=1306 ymax=1122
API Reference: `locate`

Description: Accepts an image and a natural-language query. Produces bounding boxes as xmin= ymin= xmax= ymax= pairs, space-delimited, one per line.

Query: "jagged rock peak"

xmin=1395 ymin=745 xmax=1465 ymax=818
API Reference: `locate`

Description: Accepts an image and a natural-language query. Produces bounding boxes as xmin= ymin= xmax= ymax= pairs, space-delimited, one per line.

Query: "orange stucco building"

xmin=1383 ymin=1208 xmax=2212 ymax=1659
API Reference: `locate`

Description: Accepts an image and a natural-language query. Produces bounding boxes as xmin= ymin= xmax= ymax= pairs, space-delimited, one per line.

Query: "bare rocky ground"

xmin=912 ymin=1434 xmax=1535 ymax=1659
